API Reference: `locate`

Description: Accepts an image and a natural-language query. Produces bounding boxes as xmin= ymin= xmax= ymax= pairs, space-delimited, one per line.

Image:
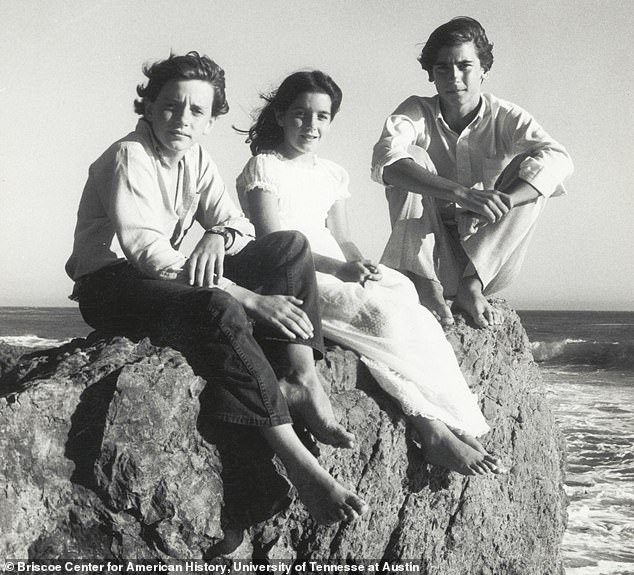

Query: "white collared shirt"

xmin=66 ymin=119 xmax=254 ymax=281
xmin=371 ymin=93 xmax=573 ymax=197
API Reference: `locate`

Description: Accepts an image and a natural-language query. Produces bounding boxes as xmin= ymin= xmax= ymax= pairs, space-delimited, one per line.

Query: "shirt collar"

xmin=434 ymin=94 xmax=487 ymax=131
xmin=135 ymin=118 xmax=187 ymax=168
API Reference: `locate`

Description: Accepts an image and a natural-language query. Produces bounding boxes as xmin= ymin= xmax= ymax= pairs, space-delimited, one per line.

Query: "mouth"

xmin=300 ymin=134 xmax=319 ymax=142
xmin=170 ymin=130 xmax=190 ymax=138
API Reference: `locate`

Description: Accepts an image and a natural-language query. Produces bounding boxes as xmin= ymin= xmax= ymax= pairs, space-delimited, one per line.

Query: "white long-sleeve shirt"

xmin=66 ymin=120 xmax=254 ymax=282
xmin=371 ymin=93 xmax=573 ymax=198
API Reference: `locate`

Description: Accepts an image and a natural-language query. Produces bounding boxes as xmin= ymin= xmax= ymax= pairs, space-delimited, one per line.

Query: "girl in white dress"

xmin=237 ymin=71 xmax=505 ymax=476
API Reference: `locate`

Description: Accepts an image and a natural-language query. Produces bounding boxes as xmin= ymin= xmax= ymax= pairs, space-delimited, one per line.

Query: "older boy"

xmin=372 ymin=17 xmax=573 ymax=328
xmin=66 ymin=52 xmax=367 ymax=525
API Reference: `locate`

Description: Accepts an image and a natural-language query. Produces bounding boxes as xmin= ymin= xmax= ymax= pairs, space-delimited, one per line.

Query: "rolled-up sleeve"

xmin=110 ymin=145 xmax=188 ymax=279
xmin=507 ymin=107 xmax=574 ymax=198
xmin=371 ymin=96 xmax=428 ymax=185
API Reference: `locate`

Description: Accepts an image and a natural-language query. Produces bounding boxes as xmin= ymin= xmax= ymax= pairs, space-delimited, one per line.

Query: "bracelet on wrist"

xmin=205 ymin=227 xmax=234 ymax=249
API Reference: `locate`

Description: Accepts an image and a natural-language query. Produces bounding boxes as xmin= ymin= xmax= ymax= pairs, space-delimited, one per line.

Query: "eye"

xmin=318 ymin=113 xmax=330 ymax=121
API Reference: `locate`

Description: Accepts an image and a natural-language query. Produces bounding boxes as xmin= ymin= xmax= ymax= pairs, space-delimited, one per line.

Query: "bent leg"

xmin=261 ymin=423 xmax=368 ymax=524
xmin=225 ymin=231 xmax=353 ymax=448
xmin=77 ymin=263 xmax=292 ymax=426
xmin=455 ymin=155 xmax=547 ymax=327
xmin=464 ymin=153 xmax=548 ymax=295
xmin=462 ymin=197 xmax=546 ymax=296
xmin=381 ymin=150 xmax=464 ymax=326
xmin=225 ymin=230 xmax=324 ymax=356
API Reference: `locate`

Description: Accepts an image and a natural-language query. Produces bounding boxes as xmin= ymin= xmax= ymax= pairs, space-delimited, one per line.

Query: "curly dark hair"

xmin=418 ymin=17 xmax=494 ymax=80
xmin=134 ymin=51 xmax=229 ymax=117
xmin=244 ymin=70 xmax=342 ymax=156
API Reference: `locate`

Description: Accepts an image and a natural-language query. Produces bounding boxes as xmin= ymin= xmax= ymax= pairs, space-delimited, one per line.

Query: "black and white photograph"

xmin=1 ymin=1 xmax=632 ymax=573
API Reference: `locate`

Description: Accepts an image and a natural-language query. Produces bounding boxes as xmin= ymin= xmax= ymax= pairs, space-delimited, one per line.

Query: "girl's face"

xmin=275 ymin=91 xmax=332 ymax=160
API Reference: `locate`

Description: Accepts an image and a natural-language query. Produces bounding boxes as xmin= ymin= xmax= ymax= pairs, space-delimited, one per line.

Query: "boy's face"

xmin=146 ymin=79 xmax=214 ymax=162
xmin=430 ymin=41 xmax=487 ymax=117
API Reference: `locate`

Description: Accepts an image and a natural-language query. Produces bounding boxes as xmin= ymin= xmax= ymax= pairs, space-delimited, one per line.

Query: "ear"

xmin=203 ymin=117 xmax=215 ymax=135
xmin=144 ymin=99 xmax=154 ymax=122
xmin=275 ymin=110 xmax=285 ymax=127
xmin=427 ymin=70 xmax=435 ymax=83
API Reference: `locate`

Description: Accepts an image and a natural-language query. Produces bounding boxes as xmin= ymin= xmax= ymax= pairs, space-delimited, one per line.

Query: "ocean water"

xmin=1 ymin=307 xmax=633 ymax=573
xmin=518 ymin=310 xmax=634 ymax=575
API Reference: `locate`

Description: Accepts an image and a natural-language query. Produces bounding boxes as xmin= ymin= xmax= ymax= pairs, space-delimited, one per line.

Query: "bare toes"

xmin=348 ymin=495 xmax=369 ymax=516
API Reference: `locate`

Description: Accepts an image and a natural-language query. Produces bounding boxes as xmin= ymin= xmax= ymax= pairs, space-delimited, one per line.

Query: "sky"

xmin=0 ymin=0 xmax=632 ymax=310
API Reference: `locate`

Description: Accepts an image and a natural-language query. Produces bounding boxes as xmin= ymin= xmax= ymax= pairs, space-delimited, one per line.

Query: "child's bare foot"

xmin=412 ymin=417 xmax=499 ymax=476
xmin=262 ymin=425 xmax=369 ymax=525
xmin=287 ymin=461 xmax=369 ymax=524
xmin=411 ymin=276 xmax=454 ymax=327
xmin=279 ymin=371 xmax=355 ymax=449
xmin=453 ymin=275 xmax=503 ymax=328
xmin=453 ymin=431 xmax=508 ymax=474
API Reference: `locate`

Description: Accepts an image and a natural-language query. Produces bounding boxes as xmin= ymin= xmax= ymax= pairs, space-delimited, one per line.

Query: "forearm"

xmin=337 ymin=240 xmax=365 ymax=262
xmin=383 ymin=159 xmax=468 ymax=204
xmin=313 ymin=253 xmax=347 ymax=275
xmin=504 ymin=178 xmax=541 ymax=207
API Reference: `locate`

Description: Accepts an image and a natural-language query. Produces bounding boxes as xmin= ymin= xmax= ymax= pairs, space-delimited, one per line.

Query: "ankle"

xmin=460 ymin=274 xmax=483 ymax=293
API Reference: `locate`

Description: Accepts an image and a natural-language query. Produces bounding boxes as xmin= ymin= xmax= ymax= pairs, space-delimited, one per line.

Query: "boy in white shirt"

xmin=372 ymin=17 xmax=573 ymax=328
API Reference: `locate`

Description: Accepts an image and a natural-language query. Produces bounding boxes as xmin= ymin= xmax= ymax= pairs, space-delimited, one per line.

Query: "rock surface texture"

xmin=0 ymin=303 xmax=566 ymax=573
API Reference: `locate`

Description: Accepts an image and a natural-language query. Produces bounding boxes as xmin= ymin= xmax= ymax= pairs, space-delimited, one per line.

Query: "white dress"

xmin=236 ymin=152 xmax=489 ymax=436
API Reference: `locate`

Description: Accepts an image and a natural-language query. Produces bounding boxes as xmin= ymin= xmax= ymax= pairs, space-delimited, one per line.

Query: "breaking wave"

xmin=0 ymin=335 xmax=70 ymax=349
xmin=531 ymin=338 xmax=634 ymax=370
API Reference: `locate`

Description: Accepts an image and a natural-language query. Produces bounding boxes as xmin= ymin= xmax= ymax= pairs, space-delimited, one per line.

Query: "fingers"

xmin=268 ymin=297 xmax=314 ymax=339
xmin=187 ymin=235 xmax=225 ymax=287
xmin=360 ymin=263 xmax=382 ymax=286
xmin=215 ymin=255 xmax=224 ymax=284
xmin=470 ymin=190 xmax=511 ymax=223
xmin=188 ymin=252 xmax=220 ymax=287
xmin=480 ymin=201 xmax=506 ymax=224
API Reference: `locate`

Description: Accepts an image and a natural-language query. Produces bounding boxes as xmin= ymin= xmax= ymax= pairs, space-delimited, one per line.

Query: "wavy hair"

xmin=134 ymin=51 xmax=229 ymax=117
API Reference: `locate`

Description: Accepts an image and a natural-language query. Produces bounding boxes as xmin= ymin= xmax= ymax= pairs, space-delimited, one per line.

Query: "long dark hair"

xmin=244 ymin=70 xmax=342 ymax=156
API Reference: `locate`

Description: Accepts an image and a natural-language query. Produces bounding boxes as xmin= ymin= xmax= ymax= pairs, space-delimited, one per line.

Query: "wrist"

xmin=452 ymin=186 xmax=470 ymax=206
xmin=205 ymin=226 xmax=235 ymax=250
xmin=333 ymin=261 xmax=349 ymax=280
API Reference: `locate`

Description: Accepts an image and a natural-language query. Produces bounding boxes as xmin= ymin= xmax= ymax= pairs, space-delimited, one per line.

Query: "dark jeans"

xmin=75 ymin=230 xmax=323 ymax=428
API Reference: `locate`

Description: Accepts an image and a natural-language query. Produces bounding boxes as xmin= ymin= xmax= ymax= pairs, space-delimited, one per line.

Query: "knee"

xmin=205 ymin=290 xmax=251 ymax=333
xmin=266 ymin=230 xmax=312 ymax=264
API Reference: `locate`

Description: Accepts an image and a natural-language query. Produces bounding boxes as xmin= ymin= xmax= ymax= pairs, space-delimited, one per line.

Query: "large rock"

xmin=0 ymin=303 xmax=566 ymax=572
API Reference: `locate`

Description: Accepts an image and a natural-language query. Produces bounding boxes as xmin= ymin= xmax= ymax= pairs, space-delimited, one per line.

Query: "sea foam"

xmin=0 ymin=335 xmax=70 ymax=349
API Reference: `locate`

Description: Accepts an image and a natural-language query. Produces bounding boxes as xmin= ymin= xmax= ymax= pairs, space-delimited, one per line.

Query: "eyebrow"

xmin=289 ymin=105 xmax=331 ymax=114
xmin=434 ymin=58 xmax=475 ymax=65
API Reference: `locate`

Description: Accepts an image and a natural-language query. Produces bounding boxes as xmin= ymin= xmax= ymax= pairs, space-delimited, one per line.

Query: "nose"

xmin=449 ymin=65 xmax=461 ymax=80
xmin=175 ymin=105 xmax=191 ymax=126
xmin=305 ymin=114 xmax=318 ymax=129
